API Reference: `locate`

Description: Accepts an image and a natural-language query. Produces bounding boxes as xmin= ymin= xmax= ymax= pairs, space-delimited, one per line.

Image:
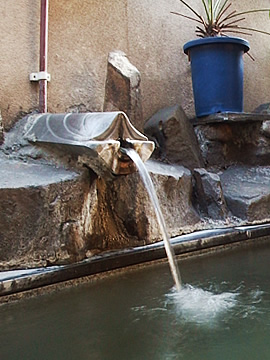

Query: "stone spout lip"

xmin=24 ymin=111 xmax=155 ymax=176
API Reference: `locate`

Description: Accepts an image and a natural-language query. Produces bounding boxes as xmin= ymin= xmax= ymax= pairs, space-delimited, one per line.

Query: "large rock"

xmin=144 ymin=105 xmax=204 ymax=169
xmin=254 ymin=103 xmax=270 ymax=115
xmin=195 ymin=122 xmax=263 ymax=168
xmin=0 ymin=113 xmax=202 ymax=268
xmin=103 ymin=50 xmax=143 ymax=131
xmin=0 ymin=110 xmax=4 ymax=145
xmin=193 ymin=168 xmax=228 ymax=220
xmin=220 ymin=166 xmax=270 ymax=222
xmin=253 ymin=103 xmax=270 ymax=161
xmin=88 ymin=160 xmax=201 ymax=251
xmin=0 ymin=155 xmax=96 ymax=269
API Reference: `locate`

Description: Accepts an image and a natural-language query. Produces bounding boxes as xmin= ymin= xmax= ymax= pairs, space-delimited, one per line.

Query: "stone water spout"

xmin=24 ymin=111 xmax=154 ymax=177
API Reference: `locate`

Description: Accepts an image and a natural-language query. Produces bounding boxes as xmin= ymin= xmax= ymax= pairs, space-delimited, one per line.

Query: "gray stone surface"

xmin=87 ymin=160 xmax=201 ymax=251
xmin=3 ymin=107 xmax=270 ymax=271
xmin=0 ymin=155 xmax=96 ymax=270
xmin=195 ymin=122 xmax=265 ymax=168
xmin=261 ymin=121 xmax=270 ymax=138
xmin=103 ymin=50 xmax=143 ymax=131
xmin=192 ymin=112 xmax=270 ymax=125
xmin=0 ymin=113 xmax=203 ymax=269
xmin=193 ymin=168 xmax=228 ymax=220
xmin=220 ymin=166 xmax=270 ymax=222
xmin=254 ymin=103 xmax=270 ymax=115
xmin=0 ymin=110 xmax=4 ymax=146
xmin=144 ymin=105 xmax=204 ymax=169
xmin=252 ymin=104 xmax=270 ymax=162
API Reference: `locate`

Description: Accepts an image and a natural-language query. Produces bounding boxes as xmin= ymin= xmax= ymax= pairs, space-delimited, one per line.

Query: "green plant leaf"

xmin=173 ymin=1 xmax=270 ymax=38
xmin=201 ymin=0 xmax=211 ymax=23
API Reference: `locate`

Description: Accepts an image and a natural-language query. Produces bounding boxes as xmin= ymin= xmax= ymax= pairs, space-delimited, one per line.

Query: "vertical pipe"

xmin=39 ymin=0 xmax=49 ymax=113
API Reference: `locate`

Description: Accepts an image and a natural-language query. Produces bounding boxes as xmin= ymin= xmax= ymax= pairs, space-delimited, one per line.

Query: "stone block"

xmin=220 ymin=166 xmax=270 ymax=222
xmin=144 ymin=105 xmax=204 ymax=169
xmin=103 ymin=50 xmax=143 ymax=131
xmin=0 ymin=110 xmax=3 ymax=145
xmin=88 ymin=160 xmax=200 ymax=250
xmin=195 ymin=122 xmax=263 ymax=168
xmin=193 ymin=168 xmax=228 ymax=220
xmin=0 ymin=156 xmax=95 ymax=269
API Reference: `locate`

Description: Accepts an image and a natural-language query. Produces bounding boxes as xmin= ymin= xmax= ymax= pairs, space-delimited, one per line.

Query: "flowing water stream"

xmin=123 ymin=148 xmax=182 ymax=291
xmin=123 ymin=148 xmax=241 ymax=320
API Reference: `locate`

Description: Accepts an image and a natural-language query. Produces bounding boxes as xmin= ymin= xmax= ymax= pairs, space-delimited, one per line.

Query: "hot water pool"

xmin=1 ymin=241 xmax=270 ymax=359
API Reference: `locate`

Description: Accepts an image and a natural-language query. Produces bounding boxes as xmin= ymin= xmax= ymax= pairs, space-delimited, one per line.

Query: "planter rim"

xmin=183 ymin=36 xmax=250 ymax=55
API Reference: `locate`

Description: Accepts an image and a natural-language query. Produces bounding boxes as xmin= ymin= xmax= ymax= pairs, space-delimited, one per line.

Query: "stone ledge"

xmin=0 ymin=154 xmax=93 ymax=269
xmin=191 ymin=112 xmax=270 ymax=126
xmin=220 ymin=166 xmax=270 ymax=221
xmin=1 ymin=223 xmax=270 ymax=299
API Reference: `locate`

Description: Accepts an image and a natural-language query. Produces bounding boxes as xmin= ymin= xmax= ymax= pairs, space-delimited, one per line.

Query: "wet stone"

xmin=193 ymin=168 xmax=228 ymax=220
xmin=0 ymin=155 xmax=95 ymax=270
xmin=220 ymin=166 xmax=270 ymax=222
xmin=195 ymin=122 xmax=263 ymax=168
xmin=144 ymin=105 xmax=204 ymax=170
xmin=261 ymin=121 xmax=270 ymax=139
xmin=0 ymin=110 xmax=4 ymax=145
xmin=88 ymin=160 xmax=201 ymax=250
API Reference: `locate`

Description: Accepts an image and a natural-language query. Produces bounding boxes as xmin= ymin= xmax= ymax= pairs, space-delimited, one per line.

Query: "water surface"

xmin=0 ymin=242 xmax=270 ymax=360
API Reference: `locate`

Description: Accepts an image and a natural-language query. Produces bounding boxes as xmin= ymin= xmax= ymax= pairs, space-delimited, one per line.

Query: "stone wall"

xmin=0 ymin=0 xmax=270 ymax=130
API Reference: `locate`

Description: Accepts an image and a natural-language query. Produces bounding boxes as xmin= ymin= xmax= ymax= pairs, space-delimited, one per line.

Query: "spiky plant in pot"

xmin=171 ymin=1 xmax=270 ymax=117
xmin=171 ymin=0 xmax=270 ymax=38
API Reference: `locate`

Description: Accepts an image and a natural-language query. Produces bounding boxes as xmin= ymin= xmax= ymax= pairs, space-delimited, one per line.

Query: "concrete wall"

xmin=0 ymin=0 xmax=270 ymax=130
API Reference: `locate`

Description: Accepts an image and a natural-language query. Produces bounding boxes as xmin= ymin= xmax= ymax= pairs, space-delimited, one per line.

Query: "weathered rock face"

xmin=144 ymin=105 xmax=204 ymax=169
xmin=0 ymin=156 xmax=96 ymax=269
xmin=2 ymin=103 xmax=270 ymax=270
xmin=220 ymin=166 xmax=270 ymax=222
xmin=254 ymin=103 xmax=270 ymax=115
xmin=88 ymin=160 xmax=200 ymax=251
xmin=193 ymin=168 xmax=228 ymax=220
xmin=254 ymin=104 xmax=270 ymax=162
xmin=0 ymin=112 xmax=203 ymax=269
xmin=0 ymin=111 xmax=4 ymax=146
xmin=261 ymin=121 xmax=270 ymax=138
xmin=103 ymin=50 xmax=144 ymax=131
xmin=195 ymin=122 xmax=264 ymax=168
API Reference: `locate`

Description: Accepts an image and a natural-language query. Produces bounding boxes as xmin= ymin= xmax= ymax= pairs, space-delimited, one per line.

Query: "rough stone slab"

xmin=0 ymin=156 xmax=96 ymax=270
xmin=191 ymin=112 xmax=270 ymax=126
xmin=195 ymin=121 xmax=265 ymax=168
xmin=88 ymin=160 xmax=201 ymax=252
xmin=261 ymin=121 xmax=270 ymax=138
xmin=144 ymin=105 xmax=204 ymax=169
xmin=146 ymin=161 xmax=201 ymax=237
xmin=103 ymin=50 xmax=143 ymax=131
xmin=193 ymin=168 xmax=228 ymax=220
xmin=220 ymin=166 xmax=270 ymax=221
xmin=0 ymin=110 xmax=4 ymax=145
xmin=0 ymin=157 xmax=77 ymax=188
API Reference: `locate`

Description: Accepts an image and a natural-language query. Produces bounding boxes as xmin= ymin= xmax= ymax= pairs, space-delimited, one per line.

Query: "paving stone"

xmin=220 ymin=166 xmax=270 ymax=221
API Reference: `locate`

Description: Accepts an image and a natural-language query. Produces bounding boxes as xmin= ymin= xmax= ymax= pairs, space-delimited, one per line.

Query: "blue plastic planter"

xmin=183 ymin=37 xmax=250 ymax=117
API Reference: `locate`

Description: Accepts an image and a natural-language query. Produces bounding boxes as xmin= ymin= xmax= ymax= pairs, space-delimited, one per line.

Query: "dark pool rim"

xmin=1 ymin=223 xmax=270 ymax=299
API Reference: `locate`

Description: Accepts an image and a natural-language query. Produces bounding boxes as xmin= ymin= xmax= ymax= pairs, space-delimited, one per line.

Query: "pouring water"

xmin=123 ymin=148 xmax=182 ymax=291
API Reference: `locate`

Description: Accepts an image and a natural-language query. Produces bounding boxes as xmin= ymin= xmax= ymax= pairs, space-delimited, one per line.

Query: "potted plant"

xmin=172 ymin=1 xmax=270 ymax=117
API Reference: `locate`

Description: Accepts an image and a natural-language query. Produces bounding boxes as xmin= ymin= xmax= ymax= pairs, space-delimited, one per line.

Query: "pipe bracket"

xmin=30 ymin=71 xmax=51 ymax=82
